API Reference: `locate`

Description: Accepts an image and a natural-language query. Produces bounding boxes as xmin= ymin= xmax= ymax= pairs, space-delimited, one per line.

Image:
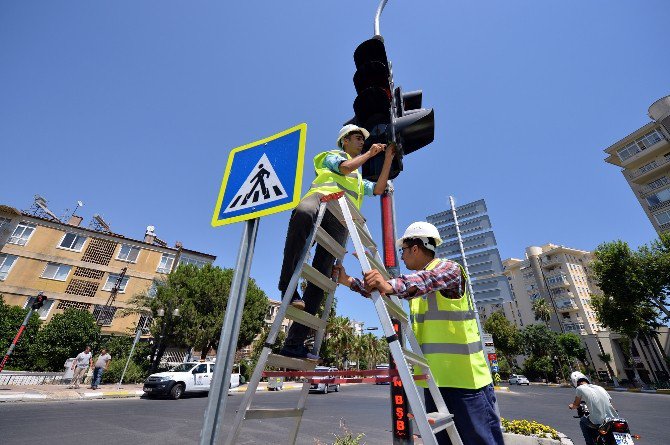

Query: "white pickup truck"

xmin=143 ymin=362 xmax=240 ymax=400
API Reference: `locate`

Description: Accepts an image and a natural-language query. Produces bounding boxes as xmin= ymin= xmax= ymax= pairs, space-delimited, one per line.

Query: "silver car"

xmin=309 ymin=366 xmax=339 ymax=394
xmin=509 ymin=375 xmax=530 ymax=385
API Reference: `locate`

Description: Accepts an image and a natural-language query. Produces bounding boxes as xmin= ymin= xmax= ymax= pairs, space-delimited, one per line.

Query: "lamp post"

xmin=150 ymin=305 xmax=180 ymax=373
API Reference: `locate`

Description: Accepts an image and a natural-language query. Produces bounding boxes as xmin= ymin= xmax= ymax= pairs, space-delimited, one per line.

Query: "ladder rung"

xmin=315 ymin=227 xmax=346 ymax=259
xmin=300 ymin=263 xmax=337 ymax=294
xmin=383 ymin=297 xmax=409 ymax=325
xmin=427 ymin=411 xmax=455 ymax=433
xmin=245 ymin=408 xmax=304 ymax=420
xmin=401 ymin=347 xmax=429 ymax=369
xmin=285 ymin=306 xmax=327 ymax=331
xmin=365 ymin=251 xmax=390 ymax=280
xmin=266 ymin=353 xmax=318 ymax=371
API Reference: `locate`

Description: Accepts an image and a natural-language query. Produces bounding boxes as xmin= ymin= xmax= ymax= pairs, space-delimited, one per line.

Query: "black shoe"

xmin=279 ymin=345 xmax=320 ymax=361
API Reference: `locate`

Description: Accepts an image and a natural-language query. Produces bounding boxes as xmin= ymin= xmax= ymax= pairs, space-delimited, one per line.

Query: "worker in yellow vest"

xmin=278 ymin=124 xmax=395 ymax=360
xmin=333 ymin=221 xmax=504 ymax=445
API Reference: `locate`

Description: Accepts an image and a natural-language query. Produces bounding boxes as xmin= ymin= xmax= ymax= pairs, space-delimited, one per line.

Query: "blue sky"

xmin=1 ymin=1 xmax=668 ymax=332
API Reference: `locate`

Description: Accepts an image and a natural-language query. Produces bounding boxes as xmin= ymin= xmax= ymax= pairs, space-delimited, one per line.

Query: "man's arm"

xmin=338 ymin=144 xmax=386 ymax=174
xmin=366 ymin=260 xmax=463 ymax=300
xmin=372 ymin=144 xmax=396 ymax=195
xmin=568 ymin=395 xmax=582 ymax=409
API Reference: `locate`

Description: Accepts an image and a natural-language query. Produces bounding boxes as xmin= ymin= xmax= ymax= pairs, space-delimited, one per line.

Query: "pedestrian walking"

xmin=68 ymin=346 xmax=93 ymax=389
xmin=90 ymin=348 xmax=111 ymax=390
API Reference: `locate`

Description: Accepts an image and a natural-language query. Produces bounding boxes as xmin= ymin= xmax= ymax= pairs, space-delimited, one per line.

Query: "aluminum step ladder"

xmin=225 ymin=192 xmax=463 ymax=445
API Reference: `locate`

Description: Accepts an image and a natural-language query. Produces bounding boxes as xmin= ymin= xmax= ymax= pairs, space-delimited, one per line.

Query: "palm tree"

xmin=598 ymin=352 xmax=620 ymax=387
xmin=326 ymin=316 xmax=356 ymax=368
xmin=532 ymin=298 xmax=551 ymax=325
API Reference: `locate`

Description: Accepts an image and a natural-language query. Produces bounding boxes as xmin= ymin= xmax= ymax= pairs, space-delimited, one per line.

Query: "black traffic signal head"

xmin=393 ymin=86 xmax=434 ymax=155
xmin=32 ymin=293 xmax=47 ymax=310
xmin=351 ymin=37 xmax=402 ymax=181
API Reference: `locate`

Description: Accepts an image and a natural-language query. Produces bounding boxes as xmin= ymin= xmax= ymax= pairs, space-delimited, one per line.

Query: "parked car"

xmin=143 ymin=362 xmax=240 ymax=400
xmin=309 ymin=366 xmax=339 ymax=394
xmin=375 ymin=363 xmax=390 ymax=385
xmin=509 ymin=375 xmax=530 ymax=385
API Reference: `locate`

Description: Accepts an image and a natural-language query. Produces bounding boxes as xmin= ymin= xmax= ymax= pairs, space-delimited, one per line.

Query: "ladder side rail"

xmin=224 ymin=347 xmax=272 ymax=445
xmin=287 ymin=379 xmax=314 ymax=444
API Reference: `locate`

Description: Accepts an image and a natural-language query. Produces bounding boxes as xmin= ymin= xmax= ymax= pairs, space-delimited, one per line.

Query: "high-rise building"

xmin=0 ymin=199 xmax=215 ymax=335
xmin=604 ymin=95 xmax=670 ymax=235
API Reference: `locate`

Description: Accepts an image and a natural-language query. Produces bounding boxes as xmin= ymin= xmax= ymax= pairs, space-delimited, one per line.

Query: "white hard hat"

xmin=570 ymin=371 xmax=590 ymax=387
xmin=396 ymin=222 xmax=443 ymax=251
xmin=336 ymin=124 xmax=370 ymax=148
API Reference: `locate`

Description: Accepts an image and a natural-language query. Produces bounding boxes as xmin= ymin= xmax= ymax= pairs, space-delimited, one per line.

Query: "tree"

xmin=531 ymin=298 xmax=551 ymax=325
xmin=128 ymin=264 xmax=269 ymax=370
xmin=0 ymin=296 xmax=42 ymax=370
xmin=322 ymin=316 xmax=356 ymax=368
xmin=30 ymin=309 xmax=101 ymax=371
xmin=483 ymin=311 xmax=522 ymax=366
xmin=520 ymin=323 xmax=557 ymax=358
xmin=598 ymin=352 xmax=619 ymax=386
xmin=557 ymin=333 xmax=586 ymax=364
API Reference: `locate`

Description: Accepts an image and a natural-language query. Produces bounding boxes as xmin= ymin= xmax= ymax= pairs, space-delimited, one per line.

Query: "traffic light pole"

xmin=374 ymin=0 xmax=389 ymax=36
xmin=0 ymin=308 xmax=34 ymax=373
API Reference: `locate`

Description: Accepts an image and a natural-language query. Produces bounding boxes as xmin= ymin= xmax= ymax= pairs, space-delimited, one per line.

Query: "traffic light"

xmin=351 ymin=37 xmax=403 ymax=181
xmin=349 ymin=37 xmax=435 ymax=180
xmin=31 ymin=293 xmax=47 ymax=310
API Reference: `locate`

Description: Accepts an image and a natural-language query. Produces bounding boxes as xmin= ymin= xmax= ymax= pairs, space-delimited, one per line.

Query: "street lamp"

xmin=150 ymin=305 xmax=180 ymax=373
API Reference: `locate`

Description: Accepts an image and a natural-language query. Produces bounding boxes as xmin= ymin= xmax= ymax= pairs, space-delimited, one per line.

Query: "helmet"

xmin=396 ymin=222 xmax=443 ymax=251
xmin=336 ymin=124 xmax=370 ymax=148
xmin=570 ymin=371 xmax=590 ymax=387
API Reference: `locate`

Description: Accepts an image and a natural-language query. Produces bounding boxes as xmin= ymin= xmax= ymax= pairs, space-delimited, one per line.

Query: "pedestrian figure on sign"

xmin=242 ymin=164 xmax=271 ymax=205
xmin=68 ymin=346 xmax=93 ymax=389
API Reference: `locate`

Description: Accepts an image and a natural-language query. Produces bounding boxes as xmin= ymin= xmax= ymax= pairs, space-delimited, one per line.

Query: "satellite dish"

xmin=147 ymin=225 xmax=155 ymax=233
xmin=77 ymin=201 xmax=84 ymax=207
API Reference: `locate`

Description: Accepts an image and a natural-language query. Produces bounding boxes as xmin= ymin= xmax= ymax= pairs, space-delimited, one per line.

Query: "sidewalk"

xmin=0 ymin=381 xmax=305 ymax=403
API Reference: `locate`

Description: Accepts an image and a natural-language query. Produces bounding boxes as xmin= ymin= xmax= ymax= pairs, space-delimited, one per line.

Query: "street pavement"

xmin=0 ymin=383 xmax=666 ymax=444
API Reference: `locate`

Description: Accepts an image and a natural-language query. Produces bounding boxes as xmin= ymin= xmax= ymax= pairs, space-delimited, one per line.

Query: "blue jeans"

xmin=92 ymin=367 xmax=104 ymax=388
xmin=424 ymin=384 xmax=504 ymax=445
xmin=579 ymin=416 xmax=599 ymax=445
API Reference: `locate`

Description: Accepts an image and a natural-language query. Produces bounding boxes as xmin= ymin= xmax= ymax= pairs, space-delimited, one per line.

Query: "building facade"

xmin=604 ymin=95 xmax=670 ymax=235
xmin=478 ymin=243 xmax=670 ymax=383
xmin=0 ymin=201 xmax=215 ymax=336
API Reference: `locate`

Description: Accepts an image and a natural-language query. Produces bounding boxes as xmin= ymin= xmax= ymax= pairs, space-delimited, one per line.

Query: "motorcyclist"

xmin=568 ymin=371 xmax=618 ymax=445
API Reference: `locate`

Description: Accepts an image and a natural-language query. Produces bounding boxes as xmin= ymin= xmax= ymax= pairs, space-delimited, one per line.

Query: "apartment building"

xmin=0 ymin=200 xmax=215 ymax=335
xmin=604 ymin=95 xmax=670 ymax=235
xmin=479 ymin=243 xmax=670 ymax=383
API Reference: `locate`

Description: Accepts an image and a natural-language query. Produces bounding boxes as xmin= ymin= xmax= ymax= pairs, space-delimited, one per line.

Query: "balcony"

xmin=554 ymin=297 xmax=579 ymax=311
xmin=563 ymin=322 xmax=587 ymax=335
xmin=618 ymin=130 xmax=669 ymax=169
xmin=627 ymin=155 xmax=670 ymax=182
xmin=639 ymin=176 xmax=670 ymax=195
xmin=541 ymin=254 xmax=562 ymax=267
xmin=545 ymin=274 xmax=570 ymax=288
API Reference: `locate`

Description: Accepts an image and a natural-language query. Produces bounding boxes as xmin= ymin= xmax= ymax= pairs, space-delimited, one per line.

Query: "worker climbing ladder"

xmin=224 ymin=192 xmax=463 ymax=445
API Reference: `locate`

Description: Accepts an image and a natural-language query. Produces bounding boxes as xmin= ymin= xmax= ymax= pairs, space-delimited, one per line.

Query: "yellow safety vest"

xmin=409 ymin=259 xmax=492 ymax=389
xmin=303 ymin=150 xmax=365 ymax=209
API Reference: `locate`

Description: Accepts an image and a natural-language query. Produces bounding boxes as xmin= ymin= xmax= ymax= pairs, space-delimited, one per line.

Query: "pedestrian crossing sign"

xmin=212 ymin=123 xmax=307 ymax=226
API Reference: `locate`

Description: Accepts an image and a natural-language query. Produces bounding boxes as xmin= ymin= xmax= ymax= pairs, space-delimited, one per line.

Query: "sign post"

xmin=201 ymin=124 xmax=307 ymax=445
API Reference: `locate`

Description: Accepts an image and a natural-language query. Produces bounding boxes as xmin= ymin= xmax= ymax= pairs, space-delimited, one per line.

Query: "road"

xmin=0 ymin=384 xmax=665 ymax=444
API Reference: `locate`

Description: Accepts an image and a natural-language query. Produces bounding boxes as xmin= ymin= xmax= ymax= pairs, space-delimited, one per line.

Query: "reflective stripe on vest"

xmin=409 ymin=259 xmax=492 ymax=390
xmin=303 ymin=150 xmax=364 ymax=208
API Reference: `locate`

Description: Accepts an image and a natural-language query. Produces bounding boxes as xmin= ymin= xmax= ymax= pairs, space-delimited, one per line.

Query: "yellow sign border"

xmin=211 ymin=123 xmax=307 ymax=227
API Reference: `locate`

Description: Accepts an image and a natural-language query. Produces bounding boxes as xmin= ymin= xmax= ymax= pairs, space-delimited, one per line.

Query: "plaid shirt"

xmin=349 ymin=259 xmax=463 ymax=300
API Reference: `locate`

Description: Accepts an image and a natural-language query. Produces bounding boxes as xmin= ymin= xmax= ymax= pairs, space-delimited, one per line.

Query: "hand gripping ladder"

xmin=225 ymin=192 xmax=463 ymax=445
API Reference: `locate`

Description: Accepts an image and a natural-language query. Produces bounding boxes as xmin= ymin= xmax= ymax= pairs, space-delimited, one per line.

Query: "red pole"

xmin=0 ymin=308 xmax=34 ymax=373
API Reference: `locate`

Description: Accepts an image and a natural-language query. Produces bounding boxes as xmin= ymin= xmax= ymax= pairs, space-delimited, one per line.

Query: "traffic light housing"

xmin=32 ymin=293 xmax=47 ymax=310
xmin=349 ymin=37 xmax=435 ymax=180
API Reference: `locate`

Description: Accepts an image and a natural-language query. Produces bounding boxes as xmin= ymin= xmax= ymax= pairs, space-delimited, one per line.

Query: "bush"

xmin=501 ymin=418 xmax=559 ymax=440
xmin=102 ymin=359 xmax=146 ymax=384
xmin=0 ymin=297 xmax=41 ymax=370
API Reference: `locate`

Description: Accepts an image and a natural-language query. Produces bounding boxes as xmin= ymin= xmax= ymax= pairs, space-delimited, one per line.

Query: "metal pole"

xmin=449 ymin=196 xmax=502 ymax=420
xmin=118 ymin=315 xmax=149 ymax=388
xmin=0 ymin=308 xmax=34 ymax=373
xmin=374 ymin=0 xmax=389 ymax=36
xmin=200 ymin=218 xmax=259 ymax=445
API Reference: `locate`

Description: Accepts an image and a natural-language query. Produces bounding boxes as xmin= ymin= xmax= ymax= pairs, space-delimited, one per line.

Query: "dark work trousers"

xmin=579 ymin=416 xmax=599 ymax=445
xmin=278 ymin=193 xmax=348 ymax=349
xmin=424 ymin=384 xmax=504 ymax=445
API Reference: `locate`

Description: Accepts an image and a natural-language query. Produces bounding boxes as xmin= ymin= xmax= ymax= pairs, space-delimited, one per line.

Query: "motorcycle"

xmin=573 ymin=402 xmax=638 ymax=445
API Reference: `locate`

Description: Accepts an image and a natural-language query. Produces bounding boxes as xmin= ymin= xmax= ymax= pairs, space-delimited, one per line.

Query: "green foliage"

xmin=102 ymin=358 xmax=146 ymax=384
xmin=315 ymin=419 xmax=366 ymax=445
xmin=501 ymin=418 xmax=559 ymax=440
xmin=483 ymin=311 xmax=521 ymax=362
xmin=523 ymin=355 xmax=554 ymax=379
xmin=30 ymin=309 xmax=101 ymax=371
xmin=520 ymin=324 xmax=557 ymax=358
xmin=557 ymin=333 xmax=586 ymax=362
xmin=531 ymin=298 xmax=551 ymax=324
xmin=0 ymin=296 xmax=42 ymax=370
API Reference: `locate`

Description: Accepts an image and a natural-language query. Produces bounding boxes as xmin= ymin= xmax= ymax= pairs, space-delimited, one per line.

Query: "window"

xmin=117 ymin=244 xmax=141 ymax=263
xmin=0 ymin=254 xmax=18 ymax=280
xmin=617 ymin=129 xmax=664 ymax=161
xmin=24 ymin=297 xmax=54 ymax=319
xmin=157 ymin=253 xmax=175 ymax=274
xmin=647 ymin=176 xmax=669 ymax=190
xmin=193 ymin=364 xmax=208 ymax=374
xmin=58 ymin=233 xmax=87 ymax=251
xmin=9 ymin=222 xmax=36 ymax=246
xmin=102 ymin=274 xmax=129 ymax=292
xmin=93 ymin=305 xmax=117 ymax=326
xmin=138 ymin=314 xmax=153 ymax=333
xmin=646 ymin=187 xmax=670 ymax=207
xmin=179 ymin=255 xmax=209 ymax=268
xmin=41 ymin=263 xmax=72 ymax=281
xmin=654 ymin=209 xmax=670 ymax=225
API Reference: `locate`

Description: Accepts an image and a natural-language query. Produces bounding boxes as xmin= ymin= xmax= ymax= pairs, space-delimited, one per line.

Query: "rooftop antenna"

xmin=90 ymin=213 xmax=112 ymax=233
xmin=61 ymin=200 xmax=84 ymax=223
xmin=26 ymin=195 xmax=60 ymax=222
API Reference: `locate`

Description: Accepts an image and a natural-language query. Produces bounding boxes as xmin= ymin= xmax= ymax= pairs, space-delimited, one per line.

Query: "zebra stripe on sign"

xmin=223 ymin=153 xmax=288 ymax=213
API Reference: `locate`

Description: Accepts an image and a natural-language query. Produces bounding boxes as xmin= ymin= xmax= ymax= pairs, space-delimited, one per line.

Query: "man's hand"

xmin=331 ymin=264 xmax=351 ymax=287
xmin=363 ymin=270 xmax=393 ymax=295
xmin=367 ymin=143 xmax=386 ymax=158
xmin=568 ymin=403 xmax=575 ymax=410
xmin=384 ymin=143 xmax=396 ymax=159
